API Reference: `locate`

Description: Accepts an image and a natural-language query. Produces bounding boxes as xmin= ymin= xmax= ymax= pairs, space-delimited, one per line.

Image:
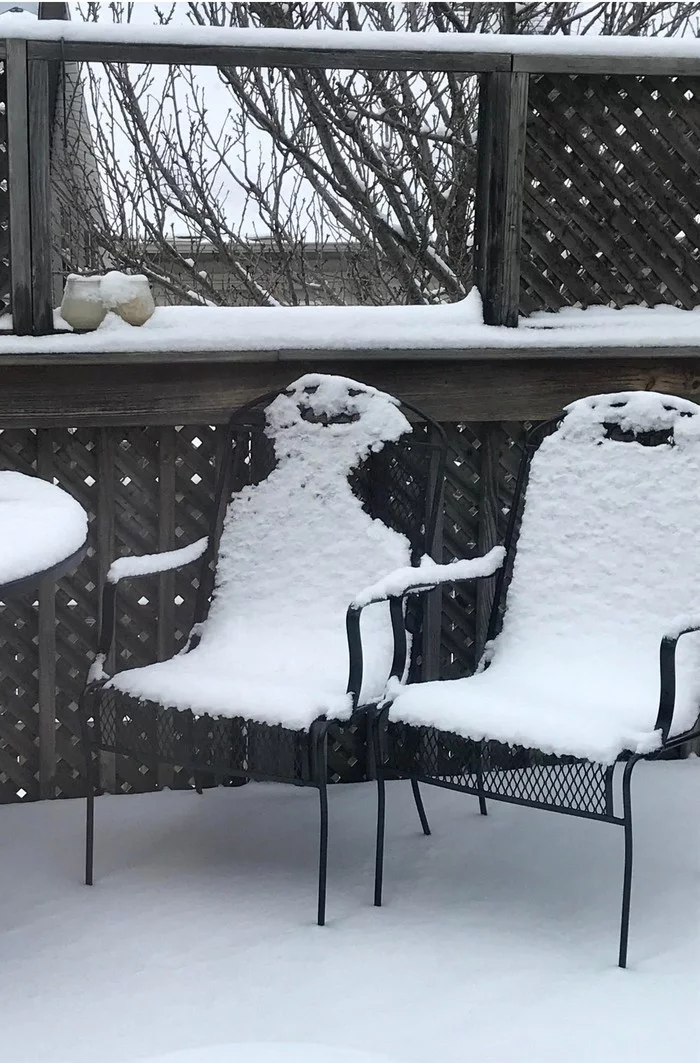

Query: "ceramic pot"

xmin=60 ymin=274 xmax=106 ymax=331
xmin=100 ymin=272 xmax=155 ymax=327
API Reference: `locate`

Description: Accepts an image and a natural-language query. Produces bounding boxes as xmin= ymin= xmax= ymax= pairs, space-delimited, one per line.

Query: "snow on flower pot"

xmin=100 ymin=271 xmax=155 ymax=327
xmin=60 ymin=274 xmax=106 ymax=331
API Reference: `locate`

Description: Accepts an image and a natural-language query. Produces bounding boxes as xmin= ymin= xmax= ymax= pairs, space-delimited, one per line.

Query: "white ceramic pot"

xmin=100 ymin=271 xmax=155 ymax=327
xmin=60 ymin=274 xmax=106 ymax=331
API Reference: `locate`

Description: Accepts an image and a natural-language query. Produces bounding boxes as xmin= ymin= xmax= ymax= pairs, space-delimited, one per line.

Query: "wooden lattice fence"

xmin=522 ymin=73 xmax=700 ymax=312
xmin=0 ymin=420 xmax=525 ymax=803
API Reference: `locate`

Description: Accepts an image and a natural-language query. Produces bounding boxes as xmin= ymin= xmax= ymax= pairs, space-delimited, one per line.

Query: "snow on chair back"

xmin=110 ymin=375 xmax=415 ymax=730
xmin=489 ymin=391 xmax=700 ymax=758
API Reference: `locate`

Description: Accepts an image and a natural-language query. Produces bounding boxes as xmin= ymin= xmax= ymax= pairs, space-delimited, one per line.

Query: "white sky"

xmin=81 ymin=2 xmax=271 ymax=238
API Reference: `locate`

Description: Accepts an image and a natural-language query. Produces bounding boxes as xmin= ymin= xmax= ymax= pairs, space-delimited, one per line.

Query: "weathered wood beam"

xmin=39 ymin=3 xmax=70 ymax=157
xmin=511 ymin=53 xmax=700 ymax=77
xmin=0 ymin=38 xmax=695 ymax=78
xmin=2 ymin=344 xmax=700 ymax=366
xmin=25 ymin=39 xmax=511 ymax=73
xmin=28 ymin=58 xmax=53 ymax=335
xmin=37 ymin=427 xmax=57 ymax=799
xmin=0 ymin=355 xmax=698 ymax=425
xmin=96 ymin=427 xmax=116 ymax=793
xmin=475 ymin=71 xmax=529 ymax=327
xmin=6 ymin=39 xmax=32 ymax=335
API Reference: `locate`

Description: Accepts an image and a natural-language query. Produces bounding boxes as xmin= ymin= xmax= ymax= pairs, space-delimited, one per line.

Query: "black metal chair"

xmin=361 ymin=390 xmax=700 ymax=967
xmin=80 ymin=374 xmax=446 ymax=924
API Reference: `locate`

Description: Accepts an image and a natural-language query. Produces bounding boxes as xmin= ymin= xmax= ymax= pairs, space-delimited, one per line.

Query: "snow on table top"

xmin=0 ymin=472 xmax=87 ymax=588
xmin=108 ymin=374 xmax=414 ymax=729
xmin=3 ymin=12 xmax=700 ymax=62
xmin=391 ymin=391 xmax=700 ymax=763
xmin=3 ymin=297 xmax=700 ymax=356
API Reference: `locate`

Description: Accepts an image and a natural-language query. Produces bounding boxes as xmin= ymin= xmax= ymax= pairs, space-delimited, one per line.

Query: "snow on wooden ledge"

xmin=4 ymin=12 xmax=700 ymax=64
xmin=2 ymin=297 xmax=700 ymax=357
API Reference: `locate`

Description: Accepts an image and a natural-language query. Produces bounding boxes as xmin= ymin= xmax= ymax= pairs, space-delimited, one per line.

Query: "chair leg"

xmin=410 ymin=778 xmax=431 ymax=836
xmin=618 ymin=757 xmax=639 ymax=969
xmin=476 ymin=743 xmax=488 ymax=816
xmin=85 ymin=750 xmax=95 ymax=887
xmin=374 ymin=766 xmax=386 ymax=908
xmin=311 ymin=722 xmax=329 ymax=927
xmin=79 ymin=689 xmax=97 ymax=888
xmin=317 ymin=778 xmax=329 ymax=927
xmin=370 ymin=709 xmax=388 ymax=908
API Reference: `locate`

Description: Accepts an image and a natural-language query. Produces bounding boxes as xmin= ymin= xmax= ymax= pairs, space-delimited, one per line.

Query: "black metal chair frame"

xmin=79 ymin=382 xmax=447 ymax=925
xmin=364 ymin=412 xmax=700 ymax=968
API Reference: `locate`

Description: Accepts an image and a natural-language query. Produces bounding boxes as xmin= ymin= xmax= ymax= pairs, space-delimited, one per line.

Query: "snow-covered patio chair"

xmin=356 ymin=391 xmax=700 ymax=967
xmin=80 ymin=374 xmax=445 ymax=924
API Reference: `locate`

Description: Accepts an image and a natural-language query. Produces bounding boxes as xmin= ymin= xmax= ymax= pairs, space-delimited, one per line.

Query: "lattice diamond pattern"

xmin=0 ymin=429 xmax=38 ymax=801
xmin=0 ymin=417 xmax=524 ymax=802
xmin=439 ymin=423 xmax=526 ymax=679
xmin=173 ymin=425 xmax=220 ymax=653
xmin=0 ymin=594 xmax=39 ymax=801
xmin=114 ymin=428 xmax=159 ymax=674
xmin=522 ymin=73 xmax=700 ymax=311
xmin=53 ymin=428 xmax=99 ymax=797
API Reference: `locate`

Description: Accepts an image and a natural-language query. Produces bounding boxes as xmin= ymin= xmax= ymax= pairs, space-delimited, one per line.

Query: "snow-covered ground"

xmin=1 ymin=761 xmax=698 ymax=1063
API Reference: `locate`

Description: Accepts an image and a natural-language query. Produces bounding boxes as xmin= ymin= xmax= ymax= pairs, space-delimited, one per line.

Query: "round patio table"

xmin=0 ymin=471 xmax=88 ymax=594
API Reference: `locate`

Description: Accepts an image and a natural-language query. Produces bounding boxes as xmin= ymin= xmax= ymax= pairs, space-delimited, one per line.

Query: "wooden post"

xmin=6 ymin=39 xmax=32 ymax=335
xmin=97 ymin=427 xmax=116 ymax=793
xmin=157 ymin=427 xmax=176 ymax=790
xmin=474 ymin=71 xmax=529 ymax=327
xmin=37 ymin=429 xmax=57 ymax=798
xmin=422 ymin=432 xmax=444 ymax=682
xmin=7 ymin=41 xmax=53 ymax=336
xmin=0 ymin=59 xmax=10 ymax=318
xmin=474 ymin=424 xmax=500 ymax=663
xmin=157 ymin=427 xmax=176 ymax=664
xmin=28 ymin=58 xmax=53 ymax=335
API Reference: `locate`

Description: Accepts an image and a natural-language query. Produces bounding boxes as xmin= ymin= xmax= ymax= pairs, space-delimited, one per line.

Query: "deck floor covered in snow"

xmin=1 ymin=761 xmax=698 ymax=1063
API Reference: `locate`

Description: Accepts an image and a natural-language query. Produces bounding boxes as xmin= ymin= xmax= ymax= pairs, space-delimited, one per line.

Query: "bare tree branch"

xmin=57 ymin=1 xmax=700 ymax=308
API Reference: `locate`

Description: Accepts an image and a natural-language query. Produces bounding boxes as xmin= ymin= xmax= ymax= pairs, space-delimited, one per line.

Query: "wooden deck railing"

xmin=2 ymin=28 xmax=700 ymax=334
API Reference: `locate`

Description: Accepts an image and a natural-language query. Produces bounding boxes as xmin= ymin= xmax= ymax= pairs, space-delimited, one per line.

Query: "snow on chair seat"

xmin=388 ymin=391 xmax=700 ymax=763
xmin=105 ymin=375 xmax=413 ymax=729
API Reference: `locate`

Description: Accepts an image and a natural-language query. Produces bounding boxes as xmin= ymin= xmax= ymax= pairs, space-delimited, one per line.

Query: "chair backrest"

xmin=487 ymin=391 xmax=700 ymax=733
xmin=191 ymin=374 xmax=445 ymax=698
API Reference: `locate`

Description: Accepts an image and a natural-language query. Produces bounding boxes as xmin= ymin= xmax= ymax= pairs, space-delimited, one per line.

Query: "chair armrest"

xmin=351 ymin=546 xmax=505 ymax=608
xmin=656 ymin=621 xmax=700 ymax=740
xmin=106 ymin=537 xmax=208 ymax=584
xmin=97 ymin=537 xmax=209 ymax=664
xmin=345 ymin=546 xmax=505 ymax=706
